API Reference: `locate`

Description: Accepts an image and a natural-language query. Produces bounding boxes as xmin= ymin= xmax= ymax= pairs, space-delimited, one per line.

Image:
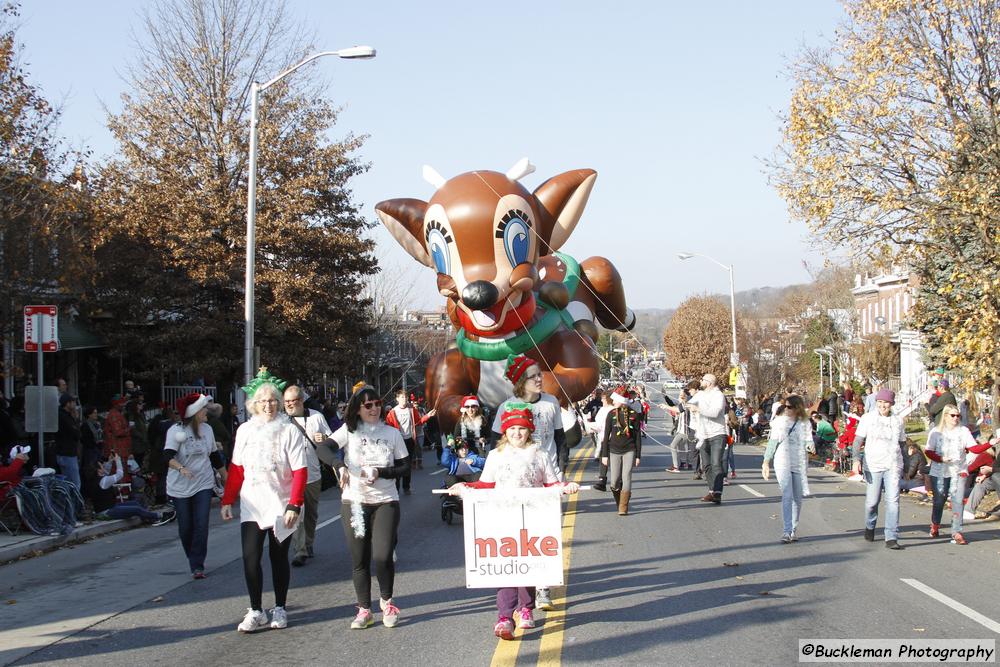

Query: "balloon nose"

xmin=462 ymin=281 xmax=499 ymax=310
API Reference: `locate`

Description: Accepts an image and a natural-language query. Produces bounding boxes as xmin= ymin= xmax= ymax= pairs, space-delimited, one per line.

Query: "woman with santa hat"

xmin=165 ymin=391 xmax=227 ymax=579
xmin=453 ymin=395 xmax=491 ymax=452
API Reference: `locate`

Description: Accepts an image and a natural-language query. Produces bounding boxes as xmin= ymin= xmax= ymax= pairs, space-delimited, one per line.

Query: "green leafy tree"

xmin=772 ymin=0 xmax=1000 ymax=392
xmin=86 ymin=0 xmax=375 ymax=387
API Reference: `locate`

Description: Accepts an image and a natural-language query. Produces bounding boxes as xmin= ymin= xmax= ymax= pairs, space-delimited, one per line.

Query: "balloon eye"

xmin=426 ymin=227 xmax=451 ymax=275
xmin=497 ymin=209 xmax=532 ymax=266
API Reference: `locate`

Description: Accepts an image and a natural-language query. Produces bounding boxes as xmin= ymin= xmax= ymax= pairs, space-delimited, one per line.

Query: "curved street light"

xmin=677 ymin=251 xmax=739 ymax=369
xmin=244 ymin=46 xmax=376 ymax=390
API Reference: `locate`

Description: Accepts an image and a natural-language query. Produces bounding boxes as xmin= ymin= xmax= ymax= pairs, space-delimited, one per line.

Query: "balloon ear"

xmin=533 ymin=169 xmax=597 ymax=252
xmin=375 ymin=198 xmax=432 ymax=267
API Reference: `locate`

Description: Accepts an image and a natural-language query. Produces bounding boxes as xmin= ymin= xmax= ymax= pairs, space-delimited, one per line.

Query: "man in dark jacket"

xmin=55 ymin=394 xmax=82 ymax=488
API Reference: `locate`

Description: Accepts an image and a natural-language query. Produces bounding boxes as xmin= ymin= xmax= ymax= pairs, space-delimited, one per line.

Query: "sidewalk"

xmin=0 ymin=517 xmax=142 ymax=564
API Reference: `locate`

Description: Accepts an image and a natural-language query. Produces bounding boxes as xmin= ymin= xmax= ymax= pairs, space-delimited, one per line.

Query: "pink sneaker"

xmin=494 ymin=617 xmax=514 ymax=640
xmin=517 ymin=607 xmax=535 ymax=629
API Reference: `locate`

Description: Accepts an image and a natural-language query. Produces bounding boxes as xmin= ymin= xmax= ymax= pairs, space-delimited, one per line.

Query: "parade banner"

xmin=462 ymin=487 xmax=564 ymax=588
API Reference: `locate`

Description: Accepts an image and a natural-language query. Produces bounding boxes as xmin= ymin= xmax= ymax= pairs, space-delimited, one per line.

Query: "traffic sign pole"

xmin=36 ymin=314 xmax=44 ymax=467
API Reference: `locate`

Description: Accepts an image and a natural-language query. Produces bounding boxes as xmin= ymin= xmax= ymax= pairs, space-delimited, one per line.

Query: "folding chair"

xmin=114 ymin=483 xmax=132 ymax=504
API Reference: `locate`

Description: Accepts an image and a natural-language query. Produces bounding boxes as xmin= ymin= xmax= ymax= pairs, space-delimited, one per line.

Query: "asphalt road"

xmin=2 ymin=396 xmax=999 ymax=666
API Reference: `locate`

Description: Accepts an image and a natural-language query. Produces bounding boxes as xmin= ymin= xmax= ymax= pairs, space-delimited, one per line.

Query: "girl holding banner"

xmin=451 ymin=402 xmax=579 ymax=640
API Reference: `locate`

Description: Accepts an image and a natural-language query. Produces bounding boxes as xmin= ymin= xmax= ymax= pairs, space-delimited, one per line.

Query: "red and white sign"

xmin=462 ymin=487 xmax=565 ymax=588
xmin=24 ymin=305 xmax=58 ymax=352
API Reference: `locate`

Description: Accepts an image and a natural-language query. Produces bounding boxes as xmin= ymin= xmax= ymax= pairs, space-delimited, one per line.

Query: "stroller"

xmin=440 ymin=436 xmax=485 ymax=525
xmin=440 ymin=489 xmax=463 ymax=525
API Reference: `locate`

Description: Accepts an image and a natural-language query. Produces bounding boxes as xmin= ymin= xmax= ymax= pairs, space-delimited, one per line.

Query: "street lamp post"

xmin=244 ymin=46 xmax=375 ymax=389
xmin=677 ymin=252 xmax=739 ymax=369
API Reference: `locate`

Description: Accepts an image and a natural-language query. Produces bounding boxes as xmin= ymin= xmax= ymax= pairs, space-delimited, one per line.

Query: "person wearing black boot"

xmin=601 ymin=390 xmax=642 ymax=515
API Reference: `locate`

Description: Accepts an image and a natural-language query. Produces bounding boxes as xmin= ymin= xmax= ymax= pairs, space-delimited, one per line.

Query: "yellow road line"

xmin=489 ymin=446 xmax=594 ymax=667
xmin=536 ymin=447 xmax=591 ymax=666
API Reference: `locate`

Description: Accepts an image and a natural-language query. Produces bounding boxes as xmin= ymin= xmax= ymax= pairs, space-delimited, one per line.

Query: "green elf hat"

xmin=241 ymin=366 xmax=288 ymax=397
xmin=499 ymin=400 xmax=535 ymax=432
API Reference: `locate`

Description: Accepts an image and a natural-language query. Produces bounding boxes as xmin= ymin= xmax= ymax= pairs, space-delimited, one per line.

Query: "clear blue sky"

xmin=19 ymin=0 xmax=845 ymax=310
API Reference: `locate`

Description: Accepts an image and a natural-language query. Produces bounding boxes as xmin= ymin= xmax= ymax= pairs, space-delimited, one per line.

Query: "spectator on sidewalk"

xmin=80 ymin=405 xmax=104 ymax=472
xmin=900 ymin=442 xmax=930 ymax=493
xmin=103 ymin=395 xmax=132 ymax=462
xmin=967 ymin=444 xmax=999 ymax=519
xmin=0 ymin=449 xmax=29 ymax=501
xmin=55 ymin=394 xmax=82 ymax=489
xmin=811 ymin=412 xmax=837 ymax=461
xmin=166 ymin=393 xmax=227 ymax=579
xmin=926 ymin=379 xmax=957 ymax=425
xmin=126 ymin=398 xmax=149 ymax=468
xmin=87 ymin=453 xmax=174 ymax=524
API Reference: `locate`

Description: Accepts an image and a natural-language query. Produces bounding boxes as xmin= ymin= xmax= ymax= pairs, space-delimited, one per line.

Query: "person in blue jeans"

xmin=55 ymin=394 xmax=82 ymax=489
xmin=851 ymin=389 xmax=907 ymax=550
xmin=165 ymin=393 xmax=227 ymax=578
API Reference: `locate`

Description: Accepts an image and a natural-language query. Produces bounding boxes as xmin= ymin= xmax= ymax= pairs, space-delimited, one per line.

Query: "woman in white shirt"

xmin=220 ymin=375 xmax=309 ymax=633
xmin=327 ymin=386 xmax=409 ymax=631
xmin=925 ymin=405 xmax=989 ymax=545
xmin=762 ymin=396 xmax=811 ymax=543
xmin=165 ymin=393 xmax=227 ymax=580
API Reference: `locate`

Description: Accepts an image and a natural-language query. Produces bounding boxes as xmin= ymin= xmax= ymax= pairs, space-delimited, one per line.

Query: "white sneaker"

xmin=535 ymin=588 xmax=553 ymax=611
xmin=380 ymin=598 xmax=400 ymax=628
xmin=237 ymin=608 xmax=268 ymax=633
xmin=269 ymin=606 xmax=287 ymax=629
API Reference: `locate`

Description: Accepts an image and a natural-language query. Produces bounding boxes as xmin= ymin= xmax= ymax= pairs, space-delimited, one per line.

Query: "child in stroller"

xmin=439 ymin=435 xmax=486 ymax=524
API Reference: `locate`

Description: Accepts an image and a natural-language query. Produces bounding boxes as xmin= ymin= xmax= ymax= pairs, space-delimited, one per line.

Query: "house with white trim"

xmin=851 ymin=270 xmax=931 ymax=413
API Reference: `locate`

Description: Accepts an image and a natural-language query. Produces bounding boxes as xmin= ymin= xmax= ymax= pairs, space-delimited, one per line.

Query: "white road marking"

xmin=739 ymin=484 xmax=765 ymax=498
xmin=316 ymin=515 xmax=342 ymax=530
xmin=901 ymin=578 xmax=1000 ymax=634
xmin=429 ymin=467 xmax=447 ymax=475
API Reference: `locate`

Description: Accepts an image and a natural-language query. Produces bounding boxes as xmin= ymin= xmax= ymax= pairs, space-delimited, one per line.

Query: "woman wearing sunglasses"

xmin=924 ymin=403 xmax=991 ymax=544
xmin=323 ymin=386 xmax=409 ymax=629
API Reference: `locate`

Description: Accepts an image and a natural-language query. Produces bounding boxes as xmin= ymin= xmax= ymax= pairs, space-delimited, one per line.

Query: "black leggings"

xmin=340 ymin=501 xmax=400 ymax=609
xmin=241 ymin=522 xmax=292 ymax=611
xmin=396 ymin=439 xmax=415 ymax=490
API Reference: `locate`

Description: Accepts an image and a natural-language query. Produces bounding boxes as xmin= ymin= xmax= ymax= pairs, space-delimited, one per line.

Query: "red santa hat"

xmin=461 ymin=396 xmax=480 ymax=409
xmin=176 ymin=393 xmax=212 ymax=419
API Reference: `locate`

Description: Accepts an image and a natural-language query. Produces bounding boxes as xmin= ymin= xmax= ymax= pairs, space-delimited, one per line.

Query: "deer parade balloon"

xmin=375 ymin=159 xmax=635 ymax=434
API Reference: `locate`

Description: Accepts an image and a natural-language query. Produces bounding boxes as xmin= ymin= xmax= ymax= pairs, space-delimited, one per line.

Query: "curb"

xmin=0 ymin=517 xmax=142 ymax=564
